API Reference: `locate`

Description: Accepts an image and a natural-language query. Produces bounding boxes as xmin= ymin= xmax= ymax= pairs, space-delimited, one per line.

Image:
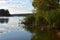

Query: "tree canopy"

xmin=32 ymin=0 xmax=59 ymax=11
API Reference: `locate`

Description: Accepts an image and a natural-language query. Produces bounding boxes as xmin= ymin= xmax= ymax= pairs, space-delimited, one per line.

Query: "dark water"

xmin=0 ymin=16 xmax=32 ymax=40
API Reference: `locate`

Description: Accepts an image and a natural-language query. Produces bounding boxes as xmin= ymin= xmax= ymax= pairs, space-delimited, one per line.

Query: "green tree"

xmin=32 ymin=0 xmax=60 ymax=30
xmin=32 ymin=0 xmax=59 ymax=10
xmin=23 ymin=0 xmax=60 ymax=31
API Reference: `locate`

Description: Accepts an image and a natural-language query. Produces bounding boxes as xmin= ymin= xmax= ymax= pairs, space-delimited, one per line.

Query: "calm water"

xmin=0 ymin=16 xmax=58 ymax=40
xmin=0 ymin=16 xmax=32 ymax=40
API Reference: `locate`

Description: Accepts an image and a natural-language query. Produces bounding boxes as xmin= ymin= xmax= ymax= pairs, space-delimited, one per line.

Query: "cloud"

xmin=0 ymin=0 xmax=6 ymax=1
xmin=0 ymin=0 xmax=34 ymax=14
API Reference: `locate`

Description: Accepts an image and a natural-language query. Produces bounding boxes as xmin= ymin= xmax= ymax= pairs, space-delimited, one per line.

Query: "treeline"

xmin=23 ymin=0 xmax=60 ymax=31
xmin=0 ymin=9 xmax=11 ymax=16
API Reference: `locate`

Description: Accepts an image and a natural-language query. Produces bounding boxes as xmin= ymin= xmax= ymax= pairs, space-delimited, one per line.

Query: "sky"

xmin=0 ymin=0 xmax=34 ymax=14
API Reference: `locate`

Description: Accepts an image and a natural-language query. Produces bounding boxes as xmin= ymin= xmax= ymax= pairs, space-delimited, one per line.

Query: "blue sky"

xmin=0 ymin=0 xmax=34 ymax=14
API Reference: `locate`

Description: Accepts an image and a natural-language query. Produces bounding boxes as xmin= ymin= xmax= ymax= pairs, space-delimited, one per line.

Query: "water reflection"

xmin=0 ymin=17 xmax=59 ymax=40
xmin=0 ymin=17 xmax=58 ymax=40
xmin=0 ymin=17 xmax=32 ymax=40
xmin=24 ymin=26 xmax=60 ymax=40
xmin=0 ymin=17 xmax=25 ymax=34
xmin=0 ymin=18 xmax=9 ymax=23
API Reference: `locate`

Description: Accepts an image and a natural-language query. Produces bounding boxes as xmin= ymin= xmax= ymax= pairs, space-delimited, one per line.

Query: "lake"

xmin=0 ymin=16 xmax=59 ymax=40
xmin=0 ymin=16 xmax=32 ymax=40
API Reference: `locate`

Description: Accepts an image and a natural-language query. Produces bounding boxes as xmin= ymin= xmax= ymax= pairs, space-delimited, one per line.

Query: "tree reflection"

xmin=24 ymin=26 xmax=59 ymax=40
xmin=0 ymin=18 xmax=9 ymax=23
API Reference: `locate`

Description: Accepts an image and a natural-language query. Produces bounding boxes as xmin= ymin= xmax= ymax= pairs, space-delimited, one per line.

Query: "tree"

xmin=23 ymin=0 xmax=60 ymax=31
xmin=32 ymin=0 xmax=59 ymax=11
xmin=32 ymin=0 xmax=60 ymax=30
xmin=0 ymin=9 xmax=11 ymax=16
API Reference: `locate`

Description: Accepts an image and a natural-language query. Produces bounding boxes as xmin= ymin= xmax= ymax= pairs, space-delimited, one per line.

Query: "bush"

xmin=23 ymin=14 xmax=35 ymax=26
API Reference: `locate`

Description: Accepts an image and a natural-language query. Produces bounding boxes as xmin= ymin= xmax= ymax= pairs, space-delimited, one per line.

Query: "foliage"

xmin=23 ymin=14 xmax=35 ymax=26
xmin=23 ymin=0 xmax=60 ymax=31
xmin=32 ymin=0 xmax=59 ymax=10
xmin=0 ymin=9 xmax=11 ymax=16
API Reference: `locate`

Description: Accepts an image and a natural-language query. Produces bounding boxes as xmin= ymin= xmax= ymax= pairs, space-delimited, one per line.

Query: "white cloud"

xmin=0 ymin=0 xmax=6 ymax=1
xmin=0 ymin=0 xmax=33 ymax=14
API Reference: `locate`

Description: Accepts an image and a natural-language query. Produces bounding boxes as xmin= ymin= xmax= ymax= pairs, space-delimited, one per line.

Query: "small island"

xmin=0 ymin=9 xmax=11 ymax=16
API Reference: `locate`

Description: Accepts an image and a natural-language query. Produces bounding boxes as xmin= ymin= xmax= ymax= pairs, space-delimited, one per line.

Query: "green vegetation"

xmin=22 ymin=0 xmax=60 ymax=40
xmin=24 ymin=26 xmax=56 ymax=40
xmin=23 ymin=0 xmax=60 ymax=31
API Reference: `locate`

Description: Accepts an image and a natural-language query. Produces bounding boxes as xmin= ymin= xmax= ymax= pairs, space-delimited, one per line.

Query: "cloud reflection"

xmin=0 ymin=17 xmax=24 ymax=34
xmin=0 ymin=28 xmax=8 ymax=33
